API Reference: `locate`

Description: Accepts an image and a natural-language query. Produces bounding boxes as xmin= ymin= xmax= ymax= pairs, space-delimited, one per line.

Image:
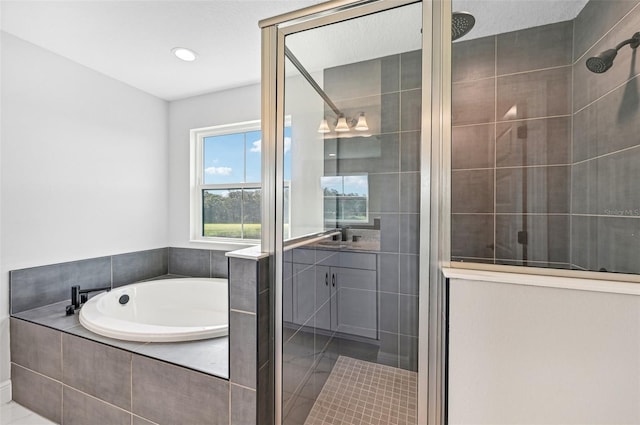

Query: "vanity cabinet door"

xmin=292 ymin=263 xmax=316 ymax=326
xmin=315 ymin=266 xmax=332 ymax=331
xmin=334 ymin=267 xmax=377 ymax=339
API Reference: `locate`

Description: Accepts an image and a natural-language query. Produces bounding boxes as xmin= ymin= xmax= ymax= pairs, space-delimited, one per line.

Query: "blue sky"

xmin=203 ymin=127 xmax=292 ymax=185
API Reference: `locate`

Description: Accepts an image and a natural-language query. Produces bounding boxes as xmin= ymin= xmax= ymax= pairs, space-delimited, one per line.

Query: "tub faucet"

xmin=65 ymin=285 xmax=111 ymax=315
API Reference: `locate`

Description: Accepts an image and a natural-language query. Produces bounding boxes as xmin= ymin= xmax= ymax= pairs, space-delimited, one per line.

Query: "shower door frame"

xmin=259 ymin=0 xmax=452 ymax=423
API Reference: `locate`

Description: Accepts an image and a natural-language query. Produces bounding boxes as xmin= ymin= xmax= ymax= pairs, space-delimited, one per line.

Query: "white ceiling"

xmin=1 ymin=0 xmax=588 ymax=102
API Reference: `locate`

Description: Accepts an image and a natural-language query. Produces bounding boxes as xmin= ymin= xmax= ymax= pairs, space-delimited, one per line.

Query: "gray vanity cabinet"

xmin=290 ymin=249 xmax=377 ymax=340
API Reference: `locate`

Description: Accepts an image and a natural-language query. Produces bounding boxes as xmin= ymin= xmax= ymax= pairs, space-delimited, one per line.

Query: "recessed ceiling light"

xmin=171 ymin=47 xmax=197 ymax=62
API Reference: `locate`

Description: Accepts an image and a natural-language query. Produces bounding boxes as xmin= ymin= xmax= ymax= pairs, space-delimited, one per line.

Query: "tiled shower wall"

xmin=323 ymin=50 xmax=421 ymax=370
xmin=452 ymin=20 xmax=573 ymax=267
xmin=571 ymin=0 xmax=640 ymax=273
xmin=452 ymin=0 xmax=640 ymax=273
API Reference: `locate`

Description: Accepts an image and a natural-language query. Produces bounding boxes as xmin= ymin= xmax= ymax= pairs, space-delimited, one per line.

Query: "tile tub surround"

xmin=10 ymin=246 xmax=229 ymax=314
xmin=10 ymin=318 xmax=233 ymax=425
xmin=10 ymin=247 xmax=269 ymax=425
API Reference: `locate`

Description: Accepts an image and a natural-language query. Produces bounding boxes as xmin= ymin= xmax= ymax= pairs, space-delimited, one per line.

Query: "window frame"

xmin=191 ymin=120 xmax=263 ymax=244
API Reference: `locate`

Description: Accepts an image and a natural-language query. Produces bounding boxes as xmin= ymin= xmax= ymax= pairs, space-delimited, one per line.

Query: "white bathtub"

xmin=79 ymin=278 xmax=228 ymax=342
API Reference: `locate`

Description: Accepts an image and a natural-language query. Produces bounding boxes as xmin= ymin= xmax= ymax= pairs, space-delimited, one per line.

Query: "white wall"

xmin=449 ymin=278 xmax=640 ymax=424
xmin=0 ymin=32 xmax=169 ymax=387
xmin=168 ymin=84 xmax=261 ymax=250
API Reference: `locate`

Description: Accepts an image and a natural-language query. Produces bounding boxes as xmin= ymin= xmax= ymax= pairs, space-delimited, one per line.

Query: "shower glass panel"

xmin=450 ymin=0 xmax=640 ymax=275
xmin=279 ymin=3 xmax=422 ymax=424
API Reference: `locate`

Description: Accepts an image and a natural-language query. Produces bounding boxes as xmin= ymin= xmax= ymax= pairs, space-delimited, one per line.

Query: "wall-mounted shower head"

xmin=586 ymin=32 xmax=640 ymax=73
xmin=452 ymin=12 xmax=475 ymax=41
xmin=586 ymin=49 xmax=618 ymax=73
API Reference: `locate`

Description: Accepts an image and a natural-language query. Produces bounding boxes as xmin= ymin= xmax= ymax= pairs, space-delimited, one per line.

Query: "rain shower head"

xmin=452 ymin=12 xmax=475 ymax=41
xmin=586 ymin=31 xmax=640 ymax=73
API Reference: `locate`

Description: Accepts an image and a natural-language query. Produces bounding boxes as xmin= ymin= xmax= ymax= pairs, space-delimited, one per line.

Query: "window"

xmin=321 ymin=175 xmax=369 ymax=224
xmin=191 ymin=120 xmax=291 ymax=242
xmin=191 ymin=121 xmax=262 ymax=241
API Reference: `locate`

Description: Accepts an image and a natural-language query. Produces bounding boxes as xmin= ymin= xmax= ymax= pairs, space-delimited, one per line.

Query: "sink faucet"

xmin=340 ymin=226 xmax=351 ymax=241
xmin=65 ymin=285 xmax=111 ymax=315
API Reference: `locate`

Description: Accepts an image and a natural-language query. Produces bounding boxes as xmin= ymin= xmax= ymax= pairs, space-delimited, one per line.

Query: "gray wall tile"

xmin=399 ymin=294 xmax=419 ymax=337
xmin=379 ymin=292 xmax=399 ymax=333
xmin=378 ymin=214 xmax=400 ymax=252
xmin=112 ymin=248 xmax=168 ymax=288
xmin=452 ymin=36 xmax=496 ymax=83
xmin=400 ymin=172 xmax=421 ymax=213
xmin=573 ymin=79 xmax=640 ymax=163
xmin=572 ymin=215 xmax=640 ymax=274
xmin=399 ymin=254 xmax=419 ymax=296
xmin=210 ymin=250 xmax=229 ymax=278
xmin=497 ymin=21 xmax=573 ymax=75
xmin=400 ymin=131 xmax=421 ymax=172
xmin=230 ymin=310 xmax=257 ymax=389
xmin=495 ymin=214 xmax=570 ymax=264
xmin=399 ymin=335 xmax=418 ymax=372
xmin=132 ymin=355 xmax=229 ymax=425
xmin=400 ymin=89 xmax=422 ymax=132
xmin=63 ymin=386 xmax=131 ymax=425
xmin=573 ymin=147 xmax=640 ymax=216
xmin=497 ymin=66 xmax=571 ymax=121
xmin=401 ymin=50 xmax=422 ymax=90
xmin=452 ymin=78 xmax=496 ymax=125
xmin=258 ymin=289 xmax=270 ymax=369
xmin=574 ymin=0 xmax=640 ymax=61
xmin=381 ymin=54 xmax=400 ymax=94
xmin=10 ymin=318 xmax=62 ymax=380
xmin=229 ymin=257 xmax=257 ymax=313
xmin=231 ymin=384 xmax=257 ymax=425
xmin=332 ymin=134 xmax=400 ymax=174
xmin=381 ymin=92 xmax=400 ymax=133
xmin=496 ymin=117 xmax=571 ymax=167
xmin=62 ymin=333 xmax=132 ymax=410
xmin=168 ymin=247 xmax=210 ymax=277
xmin=452 ymin=124 xmax=495 ymax=170
xmin=451 ymin=214 xmax=494 ymax=259
xmin=325 ymin=56 xmax=386 ymax=101
xmin=496 ymin=166 xmax=570 ymax=214
xmin=133 ymin=416 xmax=158 ymax=425
xmin=378 ymin=253 xmax=399 ymax=294
xmin=451 ymin=169 xmax=495 ymax=213
xmin=399 ymin=214 xmax=420 ymax=254
xmin=368 ymin=173 xmax=399 ymax=214
xmin=574 ymin=5 xmax=640 ymax=110
xmin=377 ymin=331 xmax=399 ymax=368
xmin=10 ymin=256 xmax=111 ymax=313
xmin=11 ymin=363 xmax=62 ymax=424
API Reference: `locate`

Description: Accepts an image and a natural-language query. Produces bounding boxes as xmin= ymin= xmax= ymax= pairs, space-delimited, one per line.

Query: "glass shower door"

xmin=276 ymin=3 xmax=423 ymax=424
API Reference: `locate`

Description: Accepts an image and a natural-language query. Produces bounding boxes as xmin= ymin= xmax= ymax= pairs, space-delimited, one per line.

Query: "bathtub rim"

xmin=79 ymin=277 xmax=229 ymax=343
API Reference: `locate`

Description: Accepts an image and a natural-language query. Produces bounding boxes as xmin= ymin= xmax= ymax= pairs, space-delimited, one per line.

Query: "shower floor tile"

xmin=304 ymin=356 xmax=417 ymax=425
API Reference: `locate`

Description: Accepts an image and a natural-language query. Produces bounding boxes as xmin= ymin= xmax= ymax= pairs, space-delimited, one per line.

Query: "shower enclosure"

xmin=259 ymin=1 xmax=447 ymax=423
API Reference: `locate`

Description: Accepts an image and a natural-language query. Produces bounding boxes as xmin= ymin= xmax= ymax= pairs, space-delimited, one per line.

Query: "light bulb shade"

xmin=317 ymin=119 xmax=330 ymax=133
xmin=354 ymin=113 xmax=369 ymax=131
xmin=335 ymin=116 xmax=350 ymax=132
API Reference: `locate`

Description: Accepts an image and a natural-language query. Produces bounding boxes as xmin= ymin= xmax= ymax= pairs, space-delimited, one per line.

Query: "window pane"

xmin=245 ymin=131 xmax=262 ymax=183
xmin=202 ymin=189 xmax=242 ymax=238
xmin=243 ymin=189 xmax=261 ymax=239
xmin=203 ymin=133 xmax=244 ymax=184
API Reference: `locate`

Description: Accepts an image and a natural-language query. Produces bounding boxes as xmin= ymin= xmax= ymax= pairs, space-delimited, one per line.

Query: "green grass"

xmin=204 ymin=223 xmax=261 ymax=239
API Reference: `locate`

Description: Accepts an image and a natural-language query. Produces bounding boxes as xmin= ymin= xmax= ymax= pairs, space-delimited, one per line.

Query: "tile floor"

xmin=0 ymin=402 xmax=56 ymax=425
xmin=304 ymin=356 xmax=418 ymax=425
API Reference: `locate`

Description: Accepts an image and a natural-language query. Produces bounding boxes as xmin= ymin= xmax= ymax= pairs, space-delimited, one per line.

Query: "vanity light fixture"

xmin=318 ymin=119 xmax=331 ymax=133
xmin=171 ymin=47 xmax=198 ymax=62
xmin=335 ymin=114 xmax=350 ymax=132
xmin=354 ymin=112 xmax=369 ymax=131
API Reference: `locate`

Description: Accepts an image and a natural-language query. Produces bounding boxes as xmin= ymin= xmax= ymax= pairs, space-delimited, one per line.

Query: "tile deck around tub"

xmin=13 ymin=302 xmax=229 ymax=379
xmin=304 ymin=356 xmax=417 ymax=425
